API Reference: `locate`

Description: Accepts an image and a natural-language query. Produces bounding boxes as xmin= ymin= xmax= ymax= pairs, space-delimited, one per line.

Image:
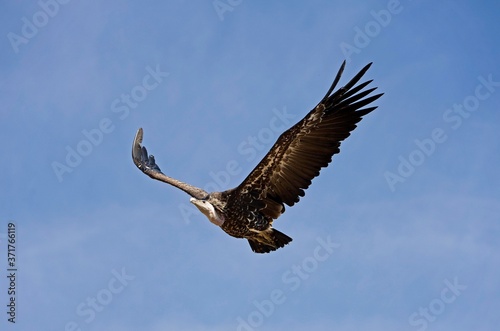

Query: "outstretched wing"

xmin=227 ymin=61 xmax=382 ymax=219
xmin=132 ymin=128 xmax=208 ymax=199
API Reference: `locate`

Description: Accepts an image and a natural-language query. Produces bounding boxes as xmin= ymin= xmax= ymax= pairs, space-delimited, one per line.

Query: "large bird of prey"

xmin=132 ymin=61 xmax=382 ymax=253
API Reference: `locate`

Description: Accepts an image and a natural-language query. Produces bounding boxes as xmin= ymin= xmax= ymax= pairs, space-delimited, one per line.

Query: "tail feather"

xmin=248 ymin=229 xmax=292 ymax=254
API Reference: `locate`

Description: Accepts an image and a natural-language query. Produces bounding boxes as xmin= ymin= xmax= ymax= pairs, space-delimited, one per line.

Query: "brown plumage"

xmin=132 ymin=61 xmax=383 ymax=253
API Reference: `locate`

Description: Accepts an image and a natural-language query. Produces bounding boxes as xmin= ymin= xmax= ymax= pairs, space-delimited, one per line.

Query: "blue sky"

xmin=1 ymin=0 xmax=499 ymax=330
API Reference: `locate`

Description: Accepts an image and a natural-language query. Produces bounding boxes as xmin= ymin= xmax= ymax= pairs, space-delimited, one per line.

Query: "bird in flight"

xmin=132 ymin=61 xmax=382 ymax=253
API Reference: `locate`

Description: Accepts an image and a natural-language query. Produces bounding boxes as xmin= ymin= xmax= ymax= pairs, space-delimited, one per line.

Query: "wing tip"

xmin=134 ymin=127 xmax=144 ymax=145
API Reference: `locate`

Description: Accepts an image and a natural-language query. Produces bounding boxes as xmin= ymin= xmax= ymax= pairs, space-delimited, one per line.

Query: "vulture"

xmin=132 ymin=61 xmax=382 ymax=253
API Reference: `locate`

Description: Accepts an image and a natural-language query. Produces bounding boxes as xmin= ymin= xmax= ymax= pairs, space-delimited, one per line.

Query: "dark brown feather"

xmin=226 ymin=62 xmax=383 ymax=219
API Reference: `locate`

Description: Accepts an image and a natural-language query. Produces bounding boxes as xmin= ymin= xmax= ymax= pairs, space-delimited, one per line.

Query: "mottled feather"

xmin=226 ymin=61 xmax=382 ymax=222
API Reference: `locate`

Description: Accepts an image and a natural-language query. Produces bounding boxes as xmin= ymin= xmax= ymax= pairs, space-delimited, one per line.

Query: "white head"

xmin=190 ymin=198 xmax=225 ymax=226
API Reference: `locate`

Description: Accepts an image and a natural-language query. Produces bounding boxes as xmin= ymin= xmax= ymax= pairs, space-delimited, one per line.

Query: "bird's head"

xmin=190 ymin=197 xmax=225 ymax=226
